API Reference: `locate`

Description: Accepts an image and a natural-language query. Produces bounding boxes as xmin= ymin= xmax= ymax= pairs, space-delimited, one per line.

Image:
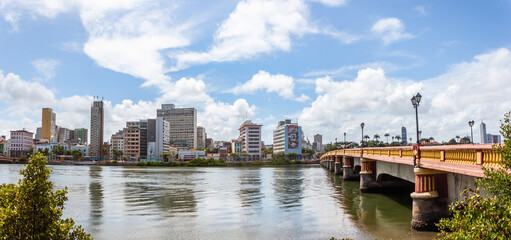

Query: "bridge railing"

xmin=320 ymin=144 xmax=503 ymax=167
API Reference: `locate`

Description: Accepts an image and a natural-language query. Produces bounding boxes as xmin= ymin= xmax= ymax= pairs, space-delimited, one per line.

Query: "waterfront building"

xmin=302 ymin=137 xmax=312 ymax=149
xmin=0 ymin=139 xmax=7 ymax=155
xmin=41 ymin=108 xmax=56 ymax=142
xmin=155 ymin=117 xmax=170 ymax=160
xmin=123 ymin=121 xmax=140 ymax=161
xmin=70 ymin=145 xmax=88 ymax=156
xmin=9 ymin=129 xmax=34 ymax=158
xmin=157 ymin=104 xmax=197 ymax=149
xmin=313 ymin=134 xmax=322 ymax=152
xmin=231 ymin=139 xmax=242 ymax=154
xmin=273 ymin=119 xmax=302 ymax=155
xmin=110 ymin=130 xmax=124 ymax=159
xmin=178 ymin=150 xmax=206 ymax=160
xmin=219 ymin=147 xmax=228 ymax=159
xmin=239 ymin=120 xmax=262 ymax=159
xmin=401 ymin=127 xmax=407 ymax=145
xmin=480 ymin=122 xmax=487 ymax=143
xmin=197 ymin=126 xmax=206 ymax=149
xmin=35 ymin=142 xmax=68 ymax=154
xmin=90 ymin=100 xmax=104 ymax=159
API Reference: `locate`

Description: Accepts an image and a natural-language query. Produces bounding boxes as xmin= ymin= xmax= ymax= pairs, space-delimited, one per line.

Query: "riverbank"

xmin=41 ymin=158 xmax=319 ymax=167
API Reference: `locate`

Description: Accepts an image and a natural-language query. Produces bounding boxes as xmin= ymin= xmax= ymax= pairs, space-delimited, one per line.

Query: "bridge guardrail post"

xmin=476 ymin=150 xmax=483 ymax=165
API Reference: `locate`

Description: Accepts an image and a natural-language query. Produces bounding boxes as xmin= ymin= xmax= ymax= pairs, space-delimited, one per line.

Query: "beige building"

xmin=110 ymin=130 xmax=124 ymax=159
xmin=238 ymin=120 xmax=262 ymax=158
xmin=123 ymin=121 xmax=140 ymax=161
xmin=41 ymin=108 xmax=56 ymax=142
xmin=157 ymin=104 xmax=197 ymax=149
xmin=196 ymin=126 xmax=206 ymax=149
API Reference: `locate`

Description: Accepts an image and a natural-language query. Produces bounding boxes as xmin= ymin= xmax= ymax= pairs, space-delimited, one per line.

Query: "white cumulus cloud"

xmin=371 ymin=18 xmax=414 ymax=45
xmin=299 ymin=48 xmax=511 ymax=144
xmin=32 ymin=58 xmax=59 ymax=81
xmin=229 ymin=70 xmax=309 ymax=102
xmin=174 ymin=0 xmax=315 ymax=70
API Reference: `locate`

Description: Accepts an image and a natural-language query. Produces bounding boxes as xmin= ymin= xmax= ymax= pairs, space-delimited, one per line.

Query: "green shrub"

xmin=251 ymin=161 xmax=266 ymax=166
xmin=0 ymin=153 xmax=91 ymax=239
xmin=136 ymin=161 xmax=147 ymax=166
xmin=112 ymin=160 xmax=118 ymax=164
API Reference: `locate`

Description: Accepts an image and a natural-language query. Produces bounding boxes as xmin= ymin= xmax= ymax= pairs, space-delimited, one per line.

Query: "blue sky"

xmin=0 ymin=0 xmax=510 ymax=144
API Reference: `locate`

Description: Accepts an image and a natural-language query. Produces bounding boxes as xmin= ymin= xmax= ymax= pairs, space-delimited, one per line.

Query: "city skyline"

xmin=0 ymin=1 xmax=510 ymax=144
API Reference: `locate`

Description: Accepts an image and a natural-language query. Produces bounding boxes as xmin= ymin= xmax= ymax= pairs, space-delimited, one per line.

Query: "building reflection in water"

xmin=122 ymin=168 xmax=198 ymax=217
xmin=89 ymin=165 xmax=103 ymax=226
xmin=237 ymin=168 xmax=263 ymax=211
xmin=272 ymin=168 xmax=304 ymax=210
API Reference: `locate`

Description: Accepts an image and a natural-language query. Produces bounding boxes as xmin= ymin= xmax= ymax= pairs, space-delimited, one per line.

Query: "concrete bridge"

xmin=319 ymin=144 xmax=501 ymax=231
xmin=0 ymin=156 xmax=20 ymax=163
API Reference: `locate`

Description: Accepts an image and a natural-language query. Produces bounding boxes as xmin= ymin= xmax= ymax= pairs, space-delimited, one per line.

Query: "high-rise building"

xmin=155 ymin=117 xmax=170 ymax=160
xmin=90 ymin=100 xmax=104 ymax=159
xmin=401 ymin=127 xmax=408 ymax=145
xmin=313 ymin=134 xmax=323 ymax=152
xmin=9 ymin=129 xmax=34 ymax=158
xmin=480 ymin=122 xmax=487 ymax=144
xmin=123 ymin=121 xmax=140 ymax=161
xmin=273 ymin=119 xmax=302 ymax=155
xmin=196 ymin=126 xmax=206 ymax=149
xmin=110 ymin=130 xmax=124 ymax=160
xmin=35 ymin=127 xmax=42 ymax=140
xmin=75 ymin=128 xmax=88 ymax=144
xmin=41 ymin=108 xmax=56 ymax=142
xmin=238 ymin=120 xmax=262 ymax=158
xmin=157 ymin=104 xmax=197 ymax=149
xmin=57 ymin=127 xmax=71 ymax=143
xmin=206 ymin=138 xmax=213 ymax=149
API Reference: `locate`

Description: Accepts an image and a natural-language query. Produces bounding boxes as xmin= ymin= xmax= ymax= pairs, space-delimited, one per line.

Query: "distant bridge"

xmin=0 ymin=156 xmax=20 ymax=163
xmin=320 ymin=144 xmax=501 ymax=231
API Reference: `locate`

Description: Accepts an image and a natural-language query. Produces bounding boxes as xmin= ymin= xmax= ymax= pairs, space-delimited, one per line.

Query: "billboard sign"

xmin=287 ymin=126 xmax=299 ymax=149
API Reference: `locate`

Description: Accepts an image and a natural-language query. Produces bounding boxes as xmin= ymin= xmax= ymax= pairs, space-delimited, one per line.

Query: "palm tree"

xmin=392 ymin=136 xmax=395 ymax=142
xmin=455 ymin=135 xmax=460 ymax=144
xmin=429 ymin=137 xmax=435 ymax=142
xmin=374 ymin=134 xmax=380 ymax=142
xmin=395 ymin=135 xmax=401 ymax=145
xmin=384 ymin=133 xmax=390 ymax=144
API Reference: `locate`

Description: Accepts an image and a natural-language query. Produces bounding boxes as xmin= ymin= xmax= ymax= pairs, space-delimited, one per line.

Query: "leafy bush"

xmin=437 ymin=112 xmax=511 ymax=239
xmin=186 ymin=158 xmax=227 ymax=167
xmin=251 ymin=161 xmax=266 ymax=166
xmin=0 ymin=153 xmax=91 ymax=239
xmin=136 ymin=161 xmax=146 ymax=166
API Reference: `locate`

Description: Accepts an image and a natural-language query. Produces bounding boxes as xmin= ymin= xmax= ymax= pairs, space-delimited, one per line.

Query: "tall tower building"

xmin=480 ymin=122 xmax=487 ymax=144
xmin=41 ymin=108 xmax=56 ymax=142
xmin=401 ymin=127 xmax=408 ymax=145
xmin=196 ymin=126 xmax=206 ymax=149
xmin=90 ymin=100 xmax=104 ymax=159
xmin=156 ymin=104 xmax=197 ymax=149
xmin=313 ymin=134 xmax=323 ymax=152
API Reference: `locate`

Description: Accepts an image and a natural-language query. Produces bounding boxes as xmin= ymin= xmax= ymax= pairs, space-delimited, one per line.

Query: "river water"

xmin=0 ymin=164 xmax=436 ymax=240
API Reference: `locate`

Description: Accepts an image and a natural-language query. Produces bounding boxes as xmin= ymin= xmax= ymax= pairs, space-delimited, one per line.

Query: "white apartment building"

xmin=157 ymin=104 xmax=197 ymax=149
xmin=155 ymin=116 xmax=170 ymax=160
xmin=273 ymin=119 xmax=302 ymax=155
xmin=238 ymin=120 xmax=262 ymax=158
xmin=9 ymin=129 xmax=34 ymax=158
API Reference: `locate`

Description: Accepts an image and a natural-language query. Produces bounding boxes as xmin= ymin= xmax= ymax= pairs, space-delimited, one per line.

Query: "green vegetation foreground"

xmin=0 ymin=153 xmax=91 ymax=240
xmin=437 ymin=112 xmax=511 ymax=239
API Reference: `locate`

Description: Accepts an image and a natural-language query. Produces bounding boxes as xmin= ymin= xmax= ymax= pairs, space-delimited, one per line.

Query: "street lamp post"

xmin=344 ymin=132 xmax=346 ymax=144
xmin=411 ymin=92 xmax=422 ymax=166
xmin=360 ymin=122 xmax=365 ymax=147
xmin=468 ymin=120 xmax=475 ymax=143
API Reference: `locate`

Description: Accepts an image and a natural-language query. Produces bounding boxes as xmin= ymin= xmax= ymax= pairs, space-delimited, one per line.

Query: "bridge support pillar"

xmin=411 ymin=167 xmax=448 ymax=231
xmin=343 ymin=156 xmax=359 ymax=181
xmin=334 ymin=155 xmax=343 ymax=175
xmin=360 ymin=158 xmax=377 ymax=193
xmin=329 ymin=156 xmax=334 ymax=172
